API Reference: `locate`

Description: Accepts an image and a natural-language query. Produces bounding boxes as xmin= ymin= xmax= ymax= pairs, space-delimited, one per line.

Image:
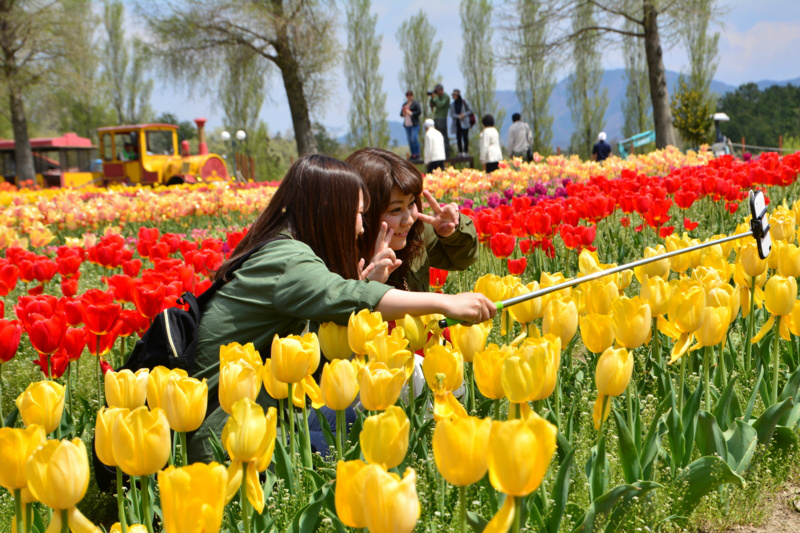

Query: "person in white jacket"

xmin=479 ymin=114 xmax=503 ymax=173
xmin=423 ymin=118 xmax=446 ymax=173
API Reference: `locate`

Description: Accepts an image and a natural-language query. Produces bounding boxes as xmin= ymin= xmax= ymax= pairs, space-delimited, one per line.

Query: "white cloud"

xmin=717 ymin=20 xmax=800 ymax=84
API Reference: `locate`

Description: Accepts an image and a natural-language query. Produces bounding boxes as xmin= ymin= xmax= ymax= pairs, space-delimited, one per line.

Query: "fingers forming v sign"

xmin=417 ymin=190 xmax=460 ymax=238
xmin=360 ymin=222 xmax=402 ymax=283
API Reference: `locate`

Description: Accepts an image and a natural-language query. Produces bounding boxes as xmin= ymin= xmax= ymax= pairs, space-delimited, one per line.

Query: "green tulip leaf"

xmin=782 ymin=402 xmax=800 ymax=429
xmin=285 ymin=486 xmax=326 ymax=533
xmin=313 ymin=407 xmax=336 ymax=450
xmin=571 ymin=481 xmax=661 ymax=533
xmin=770 ymin=425 xmax=799 ymax=455
xmin=273 ymin=434 xmax=296 ymax=494
xmin=671 ymin=455 xmax=745 ymax=516
xmin=779 ymin=367 xmax=800 ymax=403
xmin=681 ymin=381 xmax=703 ymax=467
xmin=547 ymin=447 xmax=575 ymax=533
xmin=752 ymin=397 xmax=794 ymax=444
xmin=712 ymin=375 xmax=739 ymax=431
xmin=612 ymin=410 xmax=642 ymax=484
xmin=466 ymin=511 xmax=489 ymax=532
xmin=723 ymin=420 xmax=758 ymax=475
xmin=695 ymin=410 xmax=727 ymax=460
xmin=641 ymin=397 xmax=669 ymax=480
xmin=588 ymin=433 xmax=609 ymax=502
xmin=743 ymin=366 xmax=764 ymax=423
xmin=663 ymin=407 xmax=685 ymax=471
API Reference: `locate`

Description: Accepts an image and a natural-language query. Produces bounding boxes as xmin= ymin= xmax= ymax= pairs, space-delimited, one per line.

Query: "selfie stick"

xmin=439 ymin=190 xmax=773 ymax=329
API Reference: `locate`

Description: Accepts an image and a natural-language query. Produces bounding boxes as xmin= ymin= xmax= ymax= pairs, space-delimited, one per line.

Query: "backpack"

xmin=119 ymin=238 xmax=280 ymax=374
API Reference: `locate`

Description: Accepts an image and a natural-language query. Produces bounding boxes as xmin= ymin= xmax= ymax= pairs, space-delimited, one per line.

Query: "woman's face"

xmin=380 ymin=187 xmax=418 ymax=251
xmin=356 ymin=192 xmax=365 ymax=237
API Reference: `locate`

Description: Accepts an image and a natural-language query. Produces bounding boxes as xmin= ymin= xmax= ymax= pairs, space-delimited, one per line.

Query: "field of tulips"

xmin=2 ymin=148 xmax=800 ymax=533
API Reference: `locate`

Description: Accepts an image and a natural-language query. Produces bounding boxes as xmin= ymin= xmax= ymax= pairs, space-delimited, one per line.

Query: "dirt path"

xmin=729 ymin=486 xmax=800 ymax=533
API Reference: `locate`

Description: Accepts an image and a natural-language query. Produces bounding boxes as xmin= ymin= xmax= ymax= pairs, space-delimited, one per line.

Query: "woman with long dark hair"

xmin=346 ymin=147 xmax=479 ymax=292
xmin=189 ymin=154 xmax=493 ymax=461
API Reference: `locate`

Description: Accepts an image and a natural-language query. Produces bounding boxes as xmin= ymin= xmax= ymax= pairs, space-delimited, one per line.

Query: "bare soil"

xmin=729 ymin=485 xmax=800 ymax=533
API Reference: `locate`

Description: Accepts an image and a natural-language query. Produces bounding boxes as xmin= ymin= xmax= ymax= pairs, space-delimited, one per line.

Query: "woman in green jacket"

xmin=346 ymin=147 xmax=479 ymax=292
xmin=189 ymin=154 xmax=494 ymax=462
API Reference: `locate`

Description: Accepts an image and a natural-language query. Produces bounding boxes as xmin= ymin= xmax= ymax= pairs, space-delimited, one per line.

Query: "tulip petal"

xmin=44 ymin=509 xmax=62 ymax=533
xmin=301 ymin=375 xmax=325 ymax=410
xmin=433 ymin=392 xmax=467 ymax=422
xmin=669 ymin=333 xmax=693 ymax=364
xmin=484 ymin=495 xmax=515 ymax=533
xmin=245 ymin=462 xmax=265 ymax=514
xmin=593 ymin=395 xmax=611 ymax=431
xmin=68 ymin=507 xmax=101 ymax=533
xmin=751 ymin=315 xmax=775 ymax=344
xmin=226 ymin=460 xmax=243 ymax=504
xmin=780 ymin=315 xmax=792 ymax=341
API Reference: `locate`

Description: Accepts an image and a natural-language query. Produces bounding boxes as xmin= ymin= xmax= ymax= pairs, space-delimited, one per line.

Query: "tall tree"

xmin=139 ymin=0 xmax=340 ymax=156
xmin=567 ymin=1 xmax=608 ymax=158
xmin=509 ymin=0 xmax=555 ymax=154
xmin=0 ymin=0 xmax=58 ymax=183
xmin=345 ymin=0 xmax=388 ymax=149
xmin=396 ymin=10 xmax=442 ymax=122
xmin=621 ymin=6 xmax=652 ymax=138
xmin=459 ymin=0 xmax=503 ymax=149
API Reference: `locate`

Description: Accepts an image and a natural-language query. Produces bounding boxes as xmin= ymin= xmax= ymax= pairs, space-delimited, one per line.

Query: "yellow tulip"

xmin=695 ymin=306 xmax=731 ymax=347
xmin=271 ymin=333 xmax=320 ymax=383
xmin=395 ymin=314 xmax=428 ymax=352
xmin=583 ymin=278 xmax=618 ymax=316
xmin=487 ymin=412 xmax=557 ymax=496
xmin=360 ymin=406 xmax=410 ymax=470
xmin=580 ymin=314 xmax=616 ymax=354
xmin=595 ymin=347 xmax=633 ymax=397
xmin=262 ymin=359 xmax=288 ymax=400
xmin=111 ymin=524 xmax=148 ymax=533
xmin=362 ymin=466 xmax=420 ymax=533
xmin=578 ymin=249 xmax=603 ymax=275
xmin=0 ymin=425 xmax=46 ymax=491
xmin=542 ymin=298 xmax=578 ymax=347
xmin=611 ymin=296 xmax=652 ymax=349
xmin=335 ymin=460 xmax=371 ymax=528
xmin=348 ymin=309 xmax=387 ymax=355
xmin=633 ymin=245 xmax=670 ymax=283
xmin=219 ymin=341 xmax=263 ymax=371
xmin=539 ymin=272 xmax=571 ymax=309
xmin=697 ymin=251 xmax=733 ymax=280
xmin=770 ymin=206 xmax=796 ymax=243
xmin=95 ymin=407 xmax=128 ymax=467
xmin=450 ymin=321 xmax=491 ymax=363
xmin=639 ymin=275 xmax=670 ymax=317
xmin=112 ymin=407 xmax=171 ymax=476
xmin=765 ymin=275 xmax=797 ymax=316
xmin=665 ymin=234 xmax=692 ymax=273
xmin=162 ymin=376 xmax=208 ymax=433
xmin=507 ymin=282 xmax=543 ymax=323
xmin=474 ymin=344 xmax=514 ymax=399
xmin=16 ymin=380 xmax=65 ymax=434
xmin=318 ymin=321 xmax=353 ymax=360
xmin=667 ymin=282 xmax=706 ymax=333
xmin=474 ymin=273 xmax=509 ymax=303
xmin=501 ymin=275 xmax=522 ymax=292
xmin=25 ymin=438 xmax=89 ymax=510
xmin=105 ymin=369 xmax=148 ymax=410
xmin=593 ymin=394 xmax=613 ymax=431
xmin=358 ymin=362 xmax=406 ymax=411
xmin=432 ymin=415 xmax=492 ymax=486
xmin=778 ymin=243 xmax=800 ymax=278
xmin=219 ymin=359 xmax=261 ymax=415
xmin=146 ymin=366 xmax=187 ymax=410
xmin=707 ymin=283 xmax=740 ymax=320
xmin=738 ymin=240 xmax=768 ymax=278
xmin=787 ymin=300 xmax=800 ymax=337
xmin=298 ymin=375 xmax=325 ymax=410
xmin=422 ymin=344 xmax=464 ymax=394
xmin=364 ymin=327 xmax=413 ymax=375
xmin=617 ymin=269 xmax=633 ymax=290
xmin=159 ymin=463 xmax=229 ymax=533
xmin=320 ymin=359 xmax=360 ymax=411
xmin=501 ymin=335 xmax=560 ymax=403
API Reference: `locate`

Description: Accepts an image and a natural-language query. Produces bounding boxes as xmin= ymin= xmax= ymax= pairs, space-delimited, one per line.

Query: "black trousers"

xmin=434 ymin=118 xmax=451 ymax=158
xmin=456 ymin=123 xmax=469 ymax=153
xmin=427 ymin=160 xmax=445 ymax=173
xmin=485 ymin=161 xmax=499 ymax=173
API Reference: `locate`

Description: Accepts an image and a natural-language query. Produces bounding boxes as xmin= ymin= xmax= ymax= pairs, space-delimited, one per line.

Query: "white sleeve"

xmin=424 ymin=132 xmax=432 ymax=164
xmin=480 ymin=132 xmax=487 ymax=164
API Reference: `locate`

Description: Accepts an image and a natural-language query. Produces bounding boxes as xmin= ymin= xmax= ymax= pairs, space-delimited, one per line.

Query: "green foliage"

xmin=154 ymin=113 xmax=196 ymax=142
xmin=671 ymin=78 xmax=713 ymax=148
xmin=620 ymin=0 xmax=652 ymax=140
xmin=718 ymin=83 xmax=800 ymax=148
xmin=396 ymin=10 xmax=442 ymax=122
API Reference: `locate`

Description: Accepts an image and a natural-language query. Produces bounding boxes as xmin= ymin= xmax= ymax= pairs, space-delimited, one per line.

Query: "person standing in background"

xmin=592 ymin=132 xmax=612 ymax=162
xmin=401 ymin=91 xmax=422 ymax=159
xmin=428 ymin=84 xmax=451 ymax=158
xmin=423 ymin=118 xmax=445 ymax=173
xmin=479 ymin=114 xmax=502 ymax=173
xmin=507 ymin=113 xmax=532 ymax=162
xmin=449 ymin=89 xmax=472 ymax=157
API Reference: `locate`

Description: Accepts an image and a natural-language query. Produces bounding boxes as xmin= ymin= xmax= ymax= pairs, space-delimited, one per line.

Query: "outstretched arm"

xmin=375 ymin=289 xmax=496 ymax=323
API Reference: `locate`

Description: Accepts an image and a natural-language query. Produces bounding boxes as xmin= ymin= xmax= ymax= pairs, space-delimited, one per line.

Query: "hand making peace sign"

xmin=416 ymin=190 xmax=460 ymax=238
xmin=359 ymin=222 xmax=403 ymax=282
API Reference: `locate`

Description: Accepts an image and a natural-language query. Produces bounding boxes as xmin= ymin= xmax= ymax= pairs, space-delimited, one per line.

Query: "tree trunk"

xmin=8 ymin=82 xmax=34 ymax=183
xmin=642 ymin=0 xmax=675 ymax=149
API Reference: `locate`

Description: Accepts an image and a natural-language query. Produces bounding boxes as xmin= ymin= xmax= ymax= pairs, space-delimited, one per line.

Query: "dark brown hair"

xmin=215 ymin=154 xmax=368 ymax=282
xmin=345 ymin=147 xmax=425 ymax=288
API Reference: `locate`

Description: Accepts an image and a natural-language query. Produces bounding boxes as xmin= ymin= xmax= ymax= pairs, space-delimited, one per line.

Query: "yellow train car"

xmin=0 ymin=133 xmax=99 ymax=188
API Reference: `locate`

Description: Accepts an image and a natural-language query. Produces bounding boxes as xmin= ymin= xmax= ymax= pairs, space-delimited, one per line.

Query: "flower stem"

xmin=335 ymin=409 xmax=344 ymax=460
xmin=467 ymin=363 xmax=475 ymax=414
xmin=60 ymin=508 xmax=68 ymax=533
xmin=493 ymin=399 xmax=501 ymax=420
xmin=241 ymin=475 xmax=252 ymax=533
xmin=512 ymin=496 xmax=521 ymax=533
xmin=302 ymin=402 xmax=312 ymax=468
xmin=179 ymin=431 xmax=188 ymax=467
xmin=129 ymin=477 xmax=140 ymax=523
xmin=772 ymin=315 xmax=781 ymax=405
xmin=116 ymin=468 xmax=128 ymax=533
xmin=459 ymin=485 xmax=467 ymax=533
xmin=704 ymin=345 xmax=711 ymax=411
xmin=745 ymin=277 xmax=756 ymax=374
xmin=652 ymin=318 xmax=661 ymax=367
xmin=13 ymin=489 xmax=23 ymax=533
xmin=678 ymin=354 xmax=687 ymax=410
xmin=66 ymin=363 xmax=74 ymax=421
xmin=287 ymin=383 xmax=295 ymax=466
xmin=0 ymin=364 xmax=5 ymax=428
xmin=140 ymin=475 xmax=154 ymax=533
xmin=626 ymin=380 xmax=634 ymax=433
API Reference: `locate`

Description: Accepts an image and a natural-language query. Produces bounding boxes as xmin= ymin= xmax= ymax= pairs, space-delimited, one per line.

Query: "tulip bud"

xmin=0 ymin=425 xmax=46 ymax=491
xmin=433 ymin=415 xmax=491 ymax=486
xmin=147 ymin=366 xmax=188 ymax=410
xmin=633 ymin=245 xmax=670 ymax=283
xmin=16 ymin=380 xmax=65 ymax=434
xmin=501 ymin=335 xmax=560 ymax=403
xmin=318 ymin=321 xmax=352 ymax=360
xmin=262 ymin=359 xmax=288 ymax=400
xmin=25 ymin=438 xmax=90 ymax=510
xmin=348 ymin=309 xmax=387 ymax=355
xmin=362 ymin=467 xmax=420 ymax=533
xmin=450 ymin=322 xmax=491 ymax=363
xmin=667 ymin=282 xmax=706 ymax=333
xmin=474 ymin=273 xmax=509 ymax=303
xmin=320 ymin=359 xmax=359 ymax=411
xmin=507 ymin=282 xmax=543 ymax=324
xmin=770 ymin=206 xmax=796 ymax=243
xmin=583 ymin=278 xmax=618 ymax=316
xmin=778 ymin=243 xmax=800 ymax=278
xmin=360 ymin=406 xmax=410 ymax=470
xmin=695 ymin=306 xmax=731 ymax=347
xmin=580 ymin=314 xmax=615 ymax=354
xmin=542 ymin=298 xmax=578 ymax=347
xmin=219 ymin=360 xmax=261 ymax=415
xmin=162 ymin=376 xmax=208 ymax=433
xmin=271 ymin=334 xmax=319 ymax=384
xmin=395 ymin=314 xmax=428 ymax=352
xmin=611 ymin=296 xmax=652 ymax=349
xmin=222 ymin=398 xmax=277 ymax=470
xmin=364 ymin=327 xmax=413 ymax=376
xmin=487 ymin=412 xmax=557 ymax=496
xmin=665 ymin=234 xmax=692 ymax=273
xmin=640 ymin=275 xmax=671 ymax=317
xmin=159 ymin=463 xmax=229 ymax=533
xmin=473 ymin=344 xmax=513 ymax=400
xmin=112 ymin=407 xmax=171 ymax=476
xmin=422 ymin=344 xmax=463 ymax=394
xmin=765 ymin=275 xmax=797 ymax=316
xmin=595 ymin=347 xmax=633 ymax=397
xmin=358 ymin=362 xmax=406 ymax=411
xmin=335 ymin=460 xmax=371 ymax=528
xmin=95 ymin=407 xmax=128 ymax=467
xmin=105 ymin=368 xmax=148 ymax=410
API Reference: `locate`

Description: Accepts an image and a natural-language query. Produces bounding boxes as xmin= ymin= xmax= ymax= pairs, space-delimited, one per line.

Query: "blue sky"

xmin=148 ymin=0 xmax=800 ymax=137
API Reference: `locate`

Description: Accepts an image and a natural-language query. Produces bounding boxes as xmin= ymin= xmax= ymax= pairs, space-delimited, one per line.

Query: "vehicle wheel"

xmin=167 ymin=176 xmax=184 ymax=186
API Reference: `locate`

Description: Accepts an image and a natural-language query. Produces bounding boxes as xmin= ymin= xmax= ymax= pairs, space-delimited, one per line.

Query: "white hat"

xmin=598 ymin=132 xmax=607 ymax=141
xmin=424 ymin=118 xmax=435 ymax=129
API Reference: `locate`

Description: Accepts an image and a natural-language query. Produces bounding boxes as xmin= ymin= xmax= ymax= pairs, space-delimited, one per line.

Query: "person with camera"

xmin=400 ymin=90 xmax=422 ymax=159
xmin=428 ymin=84 xmax=451 ymax=158
xmin=508 ymin=113 xmax=533 ymax=162
xmin=449 ymin=89 xmax=473 ymax=157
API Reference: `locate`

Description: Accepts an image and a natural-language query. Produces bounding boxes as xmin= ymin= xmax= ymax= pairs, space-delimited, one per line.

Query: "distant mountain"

xmin=377 ymin=69 xmax=764 ymax=152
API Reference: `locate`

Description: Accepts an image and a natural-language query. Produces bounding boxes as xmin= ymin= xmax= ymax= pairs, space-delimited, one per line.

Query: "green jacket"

xmin=189 ymin=235 xmax=391 ymax=462
xmin=430 ymin=94 xmax=450 ymax=120
xmin=388 ymin=214 xmax=479 ymax=292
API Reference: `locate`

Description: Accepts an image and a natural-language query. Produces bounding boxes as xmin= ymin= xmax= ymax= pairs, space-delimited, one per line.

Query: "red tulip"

xmin=0 ymin=261 xmax=19 ymax=296
xmin=507 ymin=258 xmax=527 ymax=275
xmin=27 ymin=284 xmax=44 ymax=296
xmin=107 ymin=275 xmax=136 ymax=303
xmin=61 ymin=277 xmax=79 ymax=298
xmin=18 ymin=260 xmax=35 ymax=283
xmin=122 ymin=259 xmax=142 ymax=278
xmin=82 ymin=302 xmax=121 ymax=336
xmin=490 ymin=232 xmax=516 ymax=259
xmin=61 ymin=328 xmax=86 ymax=362
xmin=133 ymin=281 xmax=166 ymax=319
xmin=56 ymin=254 xmax=82 ymax=279
xmin=226 ymin=229 xmax=248 ymax=251
xmin=620 ymin=217 xmax=630 ymax=228
xmin=32 ymin=258 xmax=58 ymax=283
xmin=683 ymin=218 xmax=699 ymax=231
xmin=161 ymin=233 xmax=182 ymax=254
xmin=430 ymin=268 xmax=449 ymax=291
xmin=25 ymin=312 xmax=67 ymax=355
xmin=59 ymin=298 xmax=84 ymax=327
xmin=34 ymin=351 xmax=69 ymax=378
xmin=0 ymin=319 xmax=22 ymax=362
xmin=85 ymin=324 xmax=120 ymax=356
xmin=519 ymin=239 xmax=533 ymax=255
xmin=139 ymin=226 xmax=161 ymax=242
